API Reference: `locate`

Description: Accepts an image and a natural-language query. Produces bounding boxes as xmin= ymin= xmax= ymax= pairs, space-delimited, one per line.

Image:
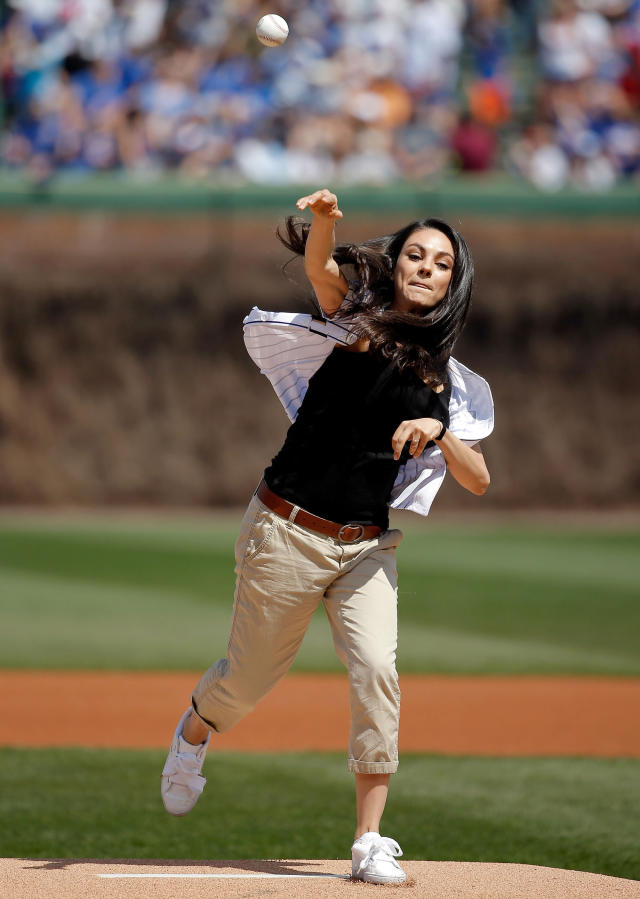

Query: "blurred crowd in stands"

xmin=1 ymin=0 xmax=639 ymax=190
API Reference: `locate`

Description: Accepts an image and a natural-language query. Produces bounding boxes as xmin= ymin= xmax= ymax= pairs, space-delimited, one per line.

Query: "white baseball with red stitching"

xmin=256 ymin=14 xmax=289 ymax=47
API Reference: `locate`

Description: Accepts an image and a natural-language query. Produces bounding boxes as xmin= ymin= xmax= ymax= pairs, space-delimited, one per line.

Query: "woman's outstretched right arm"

xmin=296 ymin=189 xmax=349 ymax=317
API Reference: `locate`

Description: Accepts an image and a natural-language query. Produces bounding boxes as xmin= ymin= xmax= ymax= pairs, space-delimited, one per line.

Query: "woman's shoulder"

xmin=335 ymin=336 xmax=370 ymax=353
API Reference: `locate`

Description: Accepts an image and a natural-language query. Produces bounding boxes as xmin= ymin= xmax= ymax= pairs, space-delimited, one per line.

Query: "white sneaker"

xmin=351 ymin=831 xmax=407 ymax=884
xmin=161 ymin=708 xmax=210 ymax=816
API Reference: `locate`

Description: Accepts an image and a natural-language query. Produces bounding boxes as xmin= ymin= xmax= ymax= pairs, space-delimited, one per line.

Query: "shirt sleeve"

xmin=390 ymin=357 xmax=494 ymax=516
xmin=242 ymin=307 xmax=355 ymax=421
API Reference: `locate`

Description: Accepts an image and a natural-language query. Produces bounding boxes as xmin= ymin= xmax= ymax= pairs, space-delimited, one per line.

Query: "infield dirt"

xmin=3 ymin=858 xmax=640 ymax=899
xmin=3 ymin=671 xmax=640 ymax=897
xmin=1 ymin=670 xmax=639 ymax=756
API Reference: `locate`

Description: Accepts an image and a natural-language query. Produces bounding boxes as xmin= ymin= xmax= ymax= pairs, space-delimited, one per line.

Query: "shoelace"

xmin=356 ymin=836 xmax=403 ymax=875
xmin=162 ymin=742 xmax=206 ymax=792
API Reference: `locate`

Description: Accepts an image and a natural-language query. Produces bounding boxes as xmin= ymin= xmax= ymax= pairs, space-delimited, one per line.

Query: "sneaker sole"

xmin=353 ymin=872 xmax=407 ymax=885
xmin=161 ymin=791 xmax=197 ymax=817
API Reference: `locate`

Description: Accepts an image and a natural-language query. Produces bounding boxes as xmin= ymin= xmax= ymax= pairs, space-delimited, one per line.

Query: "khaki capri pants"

xmin=191 ymin=494 xmax=403 ymax=774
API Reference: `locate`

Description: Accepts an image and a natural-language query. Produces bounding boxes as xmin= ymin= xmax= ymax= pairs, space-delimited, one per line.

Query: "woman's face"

xmin=392 ymin=227 xmax=455 ymax=314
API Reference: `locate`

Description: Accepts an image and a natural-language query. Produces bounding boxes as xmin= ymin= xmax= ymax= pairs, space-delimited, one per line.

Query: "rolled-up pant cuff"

xmin=191 ymin=697 xmax=220 ymax=734
xmin=347 ymin=759 xmax=398 ymax=774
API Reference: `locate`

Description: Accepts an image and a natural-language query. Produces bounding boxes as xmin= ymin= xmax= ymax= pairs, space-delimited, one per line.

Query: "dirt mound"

xmin=4 ymin=858 xmax=639 ymax=898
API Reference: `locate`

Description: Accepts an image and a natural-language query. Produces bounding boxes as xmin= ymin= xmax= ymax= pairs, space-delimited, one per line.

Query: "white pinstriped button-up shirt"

xmin=243 ymin=307 xmax=494 ymax=518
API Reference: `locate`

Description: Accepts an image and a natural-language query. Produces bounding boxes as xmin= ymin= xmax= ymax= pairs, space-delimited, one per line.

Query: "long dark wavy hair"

xmin=277 ymin=216 xmax=474 ymax=387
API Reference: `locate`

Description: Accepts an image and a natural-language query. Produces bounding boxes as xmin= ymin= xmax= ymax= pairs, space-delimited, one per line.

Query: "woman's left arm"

xmin=436 ymin=430 xmax=490 ymax=495
xmin=391 ymin=418 xmax=490 ymax=496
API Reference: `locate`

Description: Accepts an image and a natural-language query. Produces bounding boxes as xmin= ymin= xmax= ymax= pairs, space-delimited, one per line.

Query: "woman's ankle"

xmin=182 ymin=710 xmax=209 ymax=745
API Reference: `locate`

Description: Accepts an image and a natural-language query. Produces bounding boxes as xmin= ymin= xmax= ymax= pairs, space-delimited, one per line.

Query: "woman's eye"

xmin=408 ymin=254 xmax=420 ymax=261
xmin=437 ymin=263 xmax=450 ymax=270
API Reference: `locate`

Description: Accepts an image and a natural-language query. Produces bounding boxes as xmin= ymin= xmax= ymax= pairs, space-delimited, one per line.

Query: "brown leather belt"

xmin=256 ymin=480 xmax=382 ymax=544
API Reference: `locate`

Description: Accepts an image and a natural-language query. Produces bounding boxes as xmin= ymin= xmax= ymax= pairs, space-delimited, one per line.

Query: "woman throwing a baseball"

xmin=161 ymin=189 xmax=493 ymax=885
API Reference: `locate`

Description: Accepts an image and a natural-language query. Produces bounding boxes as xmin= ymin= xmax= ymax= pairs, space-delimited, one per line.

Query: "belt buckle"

xmin=338 ymin=523 xmax=365 ymax=544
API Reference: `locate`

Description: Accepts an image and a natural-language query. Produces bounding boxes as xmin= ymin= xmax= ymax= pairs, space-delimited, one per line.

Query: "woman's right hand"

xmin=296 ymin=189 xmax=343 ymax=220
xmin=296 ymin=189 xmax=348 ymax=317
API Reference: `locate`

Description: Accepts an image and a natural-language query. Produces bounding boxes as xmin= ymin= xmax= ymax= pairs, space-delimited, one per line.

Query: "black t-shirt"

xmin=264 ymin=347 xmax=451 ymax=530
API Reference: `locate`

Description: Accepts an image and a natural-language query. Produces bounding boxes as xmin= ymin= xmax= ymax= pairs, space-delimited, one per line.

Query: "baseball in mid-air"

xmin=256 ymin=14 xmax=289 ymax=47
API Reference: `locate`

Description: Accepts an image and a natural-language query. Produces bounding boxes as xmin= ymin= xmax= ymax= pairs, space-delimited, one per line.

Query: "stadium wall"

xmin=0 ymin=183 xmax=638 ymax=509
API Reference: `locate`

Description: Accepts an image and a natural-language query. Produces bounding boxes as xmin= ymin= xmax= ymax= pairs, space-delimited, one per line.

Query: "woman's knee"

xmin=349 ymin=653 xmax=399 ymax=698
xmin=191 ymin=659 xmax=260 ymax=732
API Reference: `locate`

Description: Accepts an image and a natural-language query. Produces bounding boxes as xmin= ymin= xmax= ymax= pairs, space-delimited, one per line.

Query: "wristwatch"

xmin=435 ymin=421 xmax=447 ymax=441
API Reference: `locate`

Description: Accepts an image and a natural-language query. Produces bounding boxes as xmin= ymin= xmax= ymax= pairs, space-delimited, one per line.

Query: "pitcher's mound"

xmin=4 ymin=858 xmax=639 ymax=898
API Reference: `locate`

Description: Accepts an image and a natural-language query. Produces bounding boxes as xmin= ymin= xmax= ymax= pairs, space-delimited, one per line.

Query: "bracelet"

xmin=435 ymin=421 xmax=447 ymax=441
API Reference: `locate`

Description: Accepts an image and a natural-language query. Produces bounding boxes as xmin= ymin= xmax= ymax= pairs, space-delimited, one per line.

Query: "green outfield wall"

xmin=0 ymin=173 xmax=638 ymax=217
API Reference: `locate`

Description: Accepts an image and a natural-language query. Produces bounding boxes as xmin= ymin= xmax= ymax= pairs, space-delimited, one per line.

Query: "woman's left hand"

xmin=393 ymin=417 xmax=491 ymax=495
xmin=392 ymin=418 xmax=443 ymax=460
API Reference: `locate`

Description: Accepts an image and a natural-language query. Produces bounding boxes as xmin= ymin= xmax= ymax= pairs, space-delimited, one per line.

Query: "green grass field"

xmin=1 ymin=511 xmax=639 ymax=878
xmin=1 ymin=749 xmax=638 ymax=881
xmin=0 ymin=513 xmax=638 ymax=673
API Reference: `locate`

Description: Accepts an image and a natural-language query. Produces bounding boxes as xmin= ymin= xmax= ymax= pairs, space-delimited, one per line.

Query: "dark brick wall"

xmin=0 ymin=212 xmax=637 ymax=508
